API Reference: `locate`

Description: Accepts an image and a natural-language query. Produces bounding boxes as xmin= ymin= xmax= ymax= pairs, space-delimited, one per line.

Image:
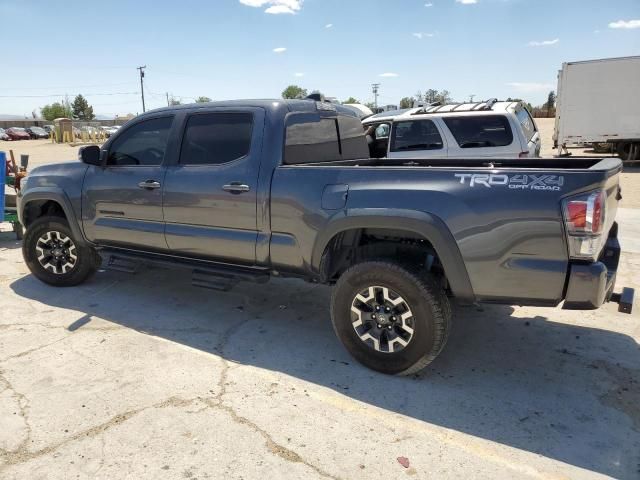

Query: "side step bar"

xmin=101 ymin=249 xmax=270 ymax=291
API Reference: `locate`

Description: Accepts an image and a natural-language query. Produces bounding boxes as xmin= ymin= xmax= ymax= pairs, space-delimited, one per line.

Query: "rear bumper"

xmin=563 ymin=226 xmax=634 ymax=313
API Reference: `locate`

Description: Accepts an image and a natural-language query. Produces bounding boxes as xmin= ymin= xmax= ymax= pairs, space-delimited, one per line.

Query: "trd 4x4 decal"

xmin=454 ymin=173 xmax=564 ymax=191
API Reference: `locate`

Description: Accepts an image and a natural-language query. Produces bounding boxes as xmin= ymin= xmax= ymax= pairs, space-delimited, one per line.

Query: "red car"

xmin=6 ymin=127 xmax=31 ymax=140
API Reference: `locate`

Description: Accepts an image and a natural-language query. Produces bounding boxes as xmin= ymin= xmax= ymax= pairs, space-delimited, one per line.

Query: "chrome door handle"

xmin=138 ymin=180 xmax=161 ymax=190
xmin=223 ymin=183 xmax=250 ymax=194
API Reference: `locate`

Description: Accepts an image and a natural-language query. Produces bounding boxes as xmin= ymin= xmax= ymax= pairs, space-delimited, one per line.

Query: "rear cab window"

xmin=390 ymin=119 xmax=444 ymax=152
xmin=442 ymin=115 xmax=513 ymax=148
xmin=284 ymin=113 xmax=368 ymax=164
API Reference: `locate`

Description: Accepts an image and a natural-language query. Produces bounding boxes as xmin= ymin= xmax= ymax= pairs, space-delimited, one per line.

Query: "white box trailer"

xmin=554 ymin=56 xmax=640 ymax=160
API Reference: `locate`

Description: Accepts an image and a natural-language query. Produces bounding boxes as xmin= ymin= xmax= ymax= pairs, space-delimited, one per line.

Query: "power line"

xmin=0 ymin=92 xmax=139 ymax=98
xmin=0 ymin=82 xmax=138 ymax=92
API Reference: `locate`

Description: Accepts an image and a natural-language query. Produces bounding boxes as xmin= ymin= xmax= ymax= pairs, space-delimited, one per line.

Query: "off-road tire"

xmin=617 ymin=142 xmax=639 ymax=161
xmin=22 ymin=216 xmax=101 ymax=287
xmin=330 ymin=261 xmax=451 ymax=375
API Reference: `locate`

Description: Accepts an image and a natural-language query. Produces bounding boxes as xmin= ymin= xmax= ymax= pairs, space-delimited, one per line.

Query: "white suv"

xmin=363 ymin=99 xmax=541 ymax=159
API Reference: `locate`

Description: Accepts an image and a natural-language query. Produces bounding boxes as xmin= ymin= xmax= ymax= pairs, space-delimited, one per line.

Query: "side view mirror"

xmin=79 ymin=145 xmax=102 ymax=166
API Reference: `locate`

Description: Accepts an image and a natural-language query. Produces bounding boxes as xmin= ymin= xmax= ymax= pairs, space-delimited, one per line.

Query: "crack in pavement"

xmin=0 ymin=395 xmax=198 ymax=471
xmin=204 ymin=305 xmax=342 ymax=480
xmin=0 ymin=367 xmax=33 ymax=459
xmin=0 ymin=291 xmax=340 ymax=479
xmin=0 ymin=335 xmax=71 ymax=363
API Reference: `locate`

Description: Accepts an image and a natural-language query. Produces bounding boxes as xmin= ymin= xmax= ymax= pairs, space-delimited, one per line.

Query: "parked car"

xmin=363 ymin=100 xmax=541 ymax=159
xmin=100 ymin=126 xmax=120 ymax=138
xmin=17 ymin=99 xmax=633 ymax=375
xmin=0 ymin=128 xmax=9 ymax=141
xmin=5 ymin=127 xmax=31 ymax=140
xmin=42 ymin=125 xmax=55 ymax=135
xmin=25 ymin=126 xmax=49 ymax=139
xmin=361 ymin=108 xmax=414 ymax=157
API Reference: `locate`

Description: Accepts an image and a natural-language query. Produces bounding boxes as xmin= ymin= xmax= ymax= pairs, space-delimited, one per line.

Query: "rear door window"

xmin=390 ymin=119 xmax=443 ymax=152
xmin=515 ymin=108 xmax=536 ymax=142
xmin=180 ymin=112 xmax=253 ymax=165
xmin=442 ymin=115 xmax=513 ymax=148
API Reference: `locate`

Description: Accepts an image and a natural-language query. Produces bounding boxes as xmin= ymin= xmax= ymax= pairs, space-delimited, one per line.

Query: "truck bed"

xmin=271 ymin=156 xmax=622 ymax=305
xmin=298 ymin=156 xmax=621 ymax=172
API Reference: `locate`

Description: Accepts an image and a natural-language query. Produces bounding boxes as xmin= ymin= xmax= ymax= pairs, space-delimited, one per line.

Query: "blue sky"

xmin=0 ymin=0 xmax=638 ymax=117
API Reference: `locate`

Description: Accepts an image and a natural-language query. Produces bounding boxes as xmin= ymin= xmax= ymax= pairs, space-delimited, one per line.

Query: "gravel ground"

xmin=1 ymin=123 xmax=639 ymax=479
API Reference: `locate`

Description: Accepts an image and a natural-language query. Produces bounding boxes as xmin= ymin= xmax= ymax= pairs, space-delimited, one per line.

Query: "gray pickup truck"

xmin=17 ymin=99 xmax=633 ymax=375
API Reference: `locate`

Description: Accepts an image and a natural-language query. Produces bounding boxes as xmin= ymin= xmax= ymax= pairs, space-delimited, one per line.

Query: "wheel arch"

xmin=312 ymin=209 xmax=475 ymax=303
xmin=20 ymin=188 xmax=87 ymax=245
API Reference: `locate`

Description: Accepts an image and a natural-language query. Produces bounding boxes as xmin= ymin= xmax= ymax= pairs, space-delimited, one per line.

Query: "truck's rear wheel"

xmin=22 ymin=216 xmax=101 ymax=287
xmin=592 ymin=142 xmax=612 ymax=154
xmin=617 ymin=142 xmax=639 ymax=161
xmin=330 ymin=261 xmax=451 ymax=375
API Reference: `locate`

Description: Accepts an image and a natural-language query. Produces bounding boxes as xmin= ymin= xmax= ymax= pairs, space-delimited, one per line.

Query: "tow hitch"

xmin=610 ymin=287 xmax=634 ymax=314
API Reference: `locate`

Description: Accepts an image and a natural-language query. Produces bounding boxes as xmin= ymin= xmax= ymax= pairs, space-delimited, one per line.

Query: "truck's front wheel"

xmin=22 ymin=216 xmax=101 ymax=287
xmin=330 ymin=261 xmax=451 ymax=375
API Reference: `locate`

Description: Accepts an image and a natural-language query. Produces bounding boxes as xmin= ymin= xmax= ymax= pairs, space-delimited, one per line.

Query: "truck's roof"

xmin=138 ymin=99 xmax=359 ymax=118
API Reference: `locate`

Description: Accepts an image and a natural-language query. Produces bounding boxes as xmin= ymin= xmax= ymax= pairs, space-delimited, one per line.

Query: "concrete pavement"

xmin=0 ymin=217 xmax=639 ymax=479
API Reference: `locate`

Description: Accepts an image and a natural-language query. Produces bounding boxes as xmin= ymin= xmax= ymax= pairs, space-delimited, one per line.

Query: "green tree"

xmin=281 ymin=85 xmax=308 ymax=99
xmin=506 ymin=97 xmax=534 ymax=112
xmin=546 ymin=91 xmax=556 ymax=116
xmin=40 ymin=102 xmax=72 ymax=121
xmin=195 ymin=96 xmax=212 ymax=103
xmin=71 ymin=94 xmax=95 ymax=120
xmin=399 ymin=97 xmax=415 ymax=109
xmin=422 ymin=89 xmax=452 ymax=105
xmin=342 ymin=96 xmax=359 ymax=104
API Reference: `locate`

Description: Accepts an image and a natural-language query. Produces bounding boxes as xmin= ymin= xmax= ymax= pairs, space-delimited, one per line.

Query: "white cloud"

xmin=608 ymin=19 xmax=640 ymax=29
xmin=379 ymin=72 xmax=399 ymax=77
xmin=294 ymin=72 xmax=305 ymax=77
xmin=424 ymin=2 xmax=433 ymax=6
xmin=456 ymin=0 xmax=477 ymax=4
xmin=413 ymin=32 xmax=435 ymax=39
xmin=506 ymin=82 xmax=555 ymax=93
xmin=273 ymin=47 xmax=287 ymax=53
xmin=527 ymin=38 xmax=559 ymax=46
xmin=325 ymin=23 xmax=333 ymax=28
xmin=239 ymin=0 xmax=302 ymax=15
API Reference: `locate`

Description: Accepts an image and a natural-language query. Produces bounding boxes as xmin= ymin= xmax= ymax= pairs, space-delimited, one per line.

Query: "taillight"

xmin=562 ymin=190 xmax=606 ymax=260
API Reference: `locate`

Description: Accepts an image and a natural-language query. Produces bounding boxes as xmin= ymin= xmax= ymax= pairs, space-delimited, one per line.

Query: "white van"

xmin=363 ymin=100 xmax=541 ymax=159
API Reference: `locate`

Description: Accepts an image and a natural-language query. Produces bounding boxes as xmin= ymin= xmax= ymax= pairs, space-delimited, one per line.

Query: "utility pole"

xmin=137 ymin=65 xmax=146 ymax=113
xmin=166 ymin=92 xmax=170 ymax=107
xmin=371 ymin=83 xmax=380 ymax=110
xmin=469 ymin=94 xmax=475 ymax=103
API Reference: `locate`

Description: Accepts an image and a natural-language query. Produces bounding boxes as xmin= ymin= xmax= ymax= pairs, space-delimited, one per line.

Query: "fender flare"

xmin=311 ymin=208 xmax=475 ymax=303
xmin=19 ymin=188 xmax=88 ymax=246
